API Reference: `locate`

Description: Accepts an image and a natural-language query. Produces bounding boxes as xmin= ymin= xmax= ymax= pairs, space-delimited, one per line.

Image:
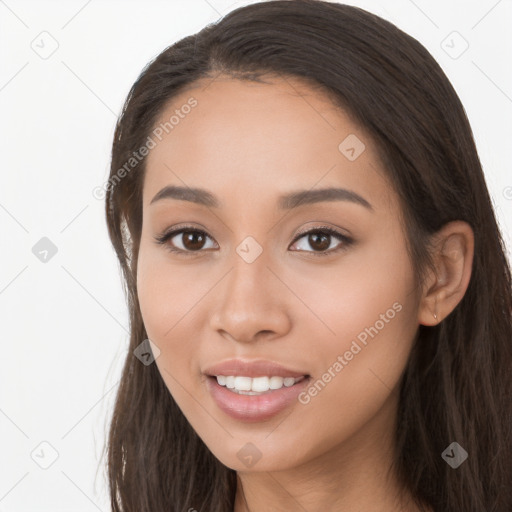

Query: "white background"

xmin=0 ymin=0 xmax=510 ymax=510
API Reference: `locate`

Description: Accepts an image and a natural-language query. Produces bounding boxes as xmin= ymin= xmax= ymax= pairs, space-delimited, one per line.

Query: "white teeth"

xmin=269 ymin=376 xmax=284 ymax=389
xmin=283 ymin=377 xmax=296 ymax=387
xmin=251 ymin=376 xmax=269 ymax=392
xmin=234 ymin=376 xmax=252 ymax=391
xmin=215 ymin=375 xmax=306 ymax=393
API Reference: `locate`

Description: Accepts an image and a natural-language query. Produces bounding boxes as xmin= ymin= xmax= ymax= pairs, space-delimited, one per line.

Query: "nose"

xmin=208 ymin=247 xmax=292 ymax=344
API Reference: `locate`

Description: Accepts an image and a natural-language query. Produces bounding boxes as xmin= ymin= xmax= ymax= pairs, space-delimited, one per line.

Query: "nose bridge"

xmin=224 ymin=216 xmax=273 ymax=296
xmin=209 ymin=235 xmax=291 ymax=342
xmin=224 ymin=236 xmax=272 ymax=310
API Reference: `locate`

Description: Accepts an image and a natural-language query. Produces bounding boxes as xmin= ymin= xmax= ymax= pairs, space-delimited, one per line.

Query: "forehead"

xmin=142 ymin=75 xmax=393 ymax=211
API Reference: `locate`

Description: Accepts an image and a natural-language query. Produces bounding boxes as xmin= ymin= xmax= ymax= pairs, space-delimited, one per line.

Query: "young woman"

xmin=103 ymin=1 xmax=512 ymax=510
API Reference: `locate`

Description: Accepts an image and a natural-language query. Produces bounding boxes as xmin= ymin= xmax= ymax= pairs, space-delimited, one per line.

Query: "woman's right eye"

xmin=154 ymin=227 xmax=217 ymax=254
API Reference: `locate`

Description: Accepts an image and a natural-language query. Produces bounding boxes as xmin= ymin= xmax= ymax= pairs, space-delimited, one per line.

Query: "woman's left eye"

xmin=290 ymin=227 xmax=352 ymax=256
xmin=154 ymin=225 xmax=352 ymax=256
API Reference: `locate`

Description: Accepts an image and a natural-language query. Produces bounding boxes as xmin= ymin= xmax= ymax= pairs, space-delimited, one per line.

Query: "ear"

xmin=418 ymin=221 xmax=474 ymax=326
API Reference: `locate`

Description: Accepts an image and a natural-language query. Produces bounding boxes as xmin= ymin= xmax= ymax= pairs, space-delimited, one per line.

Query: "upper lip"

xmin=203 ymin=359 xmax=309 ymax=378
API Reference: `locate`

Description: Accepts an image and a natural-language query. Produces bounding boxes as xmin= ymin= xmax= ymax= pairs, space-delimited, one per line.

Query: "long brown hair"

xmin=102 ymin=1 xmax=512 ymax=510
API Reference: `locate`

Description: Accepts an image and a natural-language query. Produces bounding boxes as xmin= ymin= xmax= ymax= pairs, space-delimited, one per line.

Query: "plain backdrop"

xmin=0 ymin=0 xmax=510 ymax=510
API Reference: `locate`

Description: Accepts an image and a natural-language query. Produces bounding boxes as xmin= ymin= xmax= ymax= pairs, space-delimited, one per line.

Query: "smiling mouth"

xmin=205 ymin=373 xmax=311 ymax=422
xmin=209 ymin=375 xmax=309 ymax=395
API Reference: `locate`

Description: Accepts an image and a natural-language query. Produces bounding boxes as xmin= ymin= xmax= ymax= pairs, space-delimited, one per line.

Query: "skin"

xmin=136 ymin=75 xmax=474 ymax=512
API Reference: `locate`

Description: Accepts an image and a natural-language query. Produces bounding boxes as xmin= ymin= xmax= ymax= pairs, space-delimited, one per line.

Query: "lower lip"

xmin=205 ymin=376 xmax=310 ymax=422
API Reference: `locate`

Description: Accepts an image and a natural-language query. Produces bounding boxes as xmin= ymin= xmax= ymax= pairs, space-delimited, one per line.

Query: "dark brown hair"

xmin=103 ymin=1 xmax=512 ymax=510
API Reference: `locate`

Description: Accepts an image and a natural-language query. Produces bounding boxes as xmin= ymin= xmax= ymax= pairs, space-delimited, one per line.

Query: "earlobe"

xmin=418 ymin=221 xmax=474 ymax=326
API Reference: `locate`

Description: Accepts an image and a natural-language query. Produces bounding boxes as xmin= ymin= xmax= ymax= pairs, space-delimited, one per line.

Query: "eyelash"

xmin=154 ymin=224 xmax=353 ymax=257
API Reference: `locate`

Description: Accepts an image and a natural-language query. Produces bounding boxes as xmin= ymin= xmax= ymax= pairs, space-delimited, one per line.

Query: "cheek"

xmin=302 ymin=243 xmax=417 ymax=412
xmin=275 ymin=294 xmax=418 ymax=464
xmin=137 ymin=243 xmax=203 ymax=338
xmin=136 ymin=254 xmax=201 ymax=416
xmin=136 ymin=247 xmax=194 ymax=369
xmin=291 ymin=234 xmax=417 ymax=351
xmin=136 ymin=245 xmax=223 ymax=403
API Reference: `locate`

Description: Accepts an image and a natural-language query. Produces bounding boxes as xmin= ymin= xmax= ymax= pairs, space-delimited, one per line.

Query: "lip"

xmin=203 ymin=358 xmax=309 ymax=378
xmin=205 ymin=374 xmax=310 ymax=422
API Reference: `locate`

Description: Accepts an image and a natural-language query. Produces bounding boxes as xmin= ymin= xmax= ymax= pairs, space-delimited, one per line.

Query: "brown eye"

xmin=307 ymin=232 xmax=330 ymax=252
xmin=181 ymin=231 xmax=207 ymax=251
xmin=154 ymin=227 xmax=217 ymax=254
xmin=290 ymin=227 xmax=352 ymax=256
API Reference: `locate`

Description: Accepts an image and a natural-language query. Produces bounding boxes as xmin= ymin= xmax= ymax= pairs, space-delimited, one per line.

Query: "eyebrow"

xmin=150 ymin=185 xmax=373 ymax=211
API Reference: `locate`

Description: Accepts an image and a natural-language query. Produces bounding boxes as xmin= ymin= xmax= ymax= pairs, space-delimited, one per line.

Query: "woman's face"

xmin=137 ymin=75 xmax=422 ymax=472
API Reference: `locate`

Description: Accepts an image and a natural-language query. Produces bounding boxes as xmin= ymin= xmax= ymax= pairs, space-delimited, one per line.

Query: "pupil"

xmin=310 ymin=233 xmax=329 ymax=251
xmin=184 ymin=231 xmax=205 ymax=250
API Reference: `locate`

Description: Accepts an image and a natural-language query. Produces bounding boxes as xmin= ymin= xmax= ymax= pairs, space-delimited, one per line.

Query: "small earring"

xmin=433 ymin=297 xmax=438 ymax=321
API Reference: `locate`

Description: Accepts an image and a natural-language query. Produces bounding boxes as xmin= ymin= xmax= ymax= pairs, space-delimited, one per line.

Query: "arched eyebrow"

xmin=150 ymin=185 xmax=373 ymax=211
